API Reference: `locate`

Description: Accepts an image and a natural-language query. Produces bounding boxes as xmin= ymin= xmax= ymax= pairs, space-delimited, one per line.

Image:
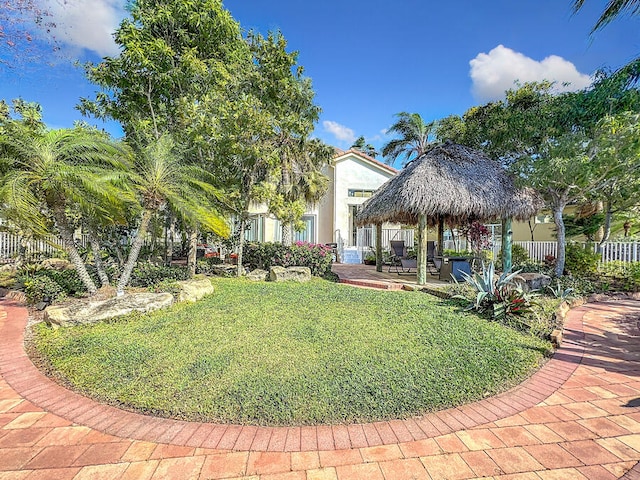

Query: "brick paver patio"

xmin=1 ymin=293 xmax=640 ymax=479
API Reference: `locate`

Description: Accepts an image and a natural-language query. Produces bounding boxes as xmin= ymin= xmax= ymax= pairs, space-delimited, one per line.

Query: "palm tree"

xmin=572 ymin=0 xmax=640 ymax=31
xmin=0 ymin=124 xmax=130 ymax=295
xmin=350 ymin=136 xmax=379 ymax=158
xmin=382 ymin=112 xmax=436 ymax=167
xmin=116 ymin=135 xmax=230 ymax=295
xmin=271 ymin=138 xmax=332 ymax=246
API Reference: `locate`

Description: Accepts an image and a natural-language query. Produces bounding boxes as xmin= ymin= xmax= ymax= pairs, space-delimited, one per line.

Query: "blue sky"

xmin=1 ymin=0 xmax=638 ymax=162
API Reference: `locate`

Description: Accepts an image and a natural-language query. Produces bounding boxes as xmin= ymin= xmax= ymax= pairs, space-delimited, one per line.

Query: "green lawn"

xmin=32 ymin=278 xmax=552 ymax=426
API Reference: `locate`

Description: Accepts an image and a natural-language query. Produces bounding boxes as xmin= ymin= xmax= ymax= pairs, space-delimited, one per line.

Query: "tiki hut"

xmin=356 ymin=141 xmax=542 ymax=284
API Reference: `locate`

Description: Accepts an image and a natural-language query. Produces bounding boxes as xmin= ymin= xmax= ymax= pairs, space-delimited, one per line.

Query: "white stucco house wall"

xmin=244 ymin=149 xmax=397 ymax=251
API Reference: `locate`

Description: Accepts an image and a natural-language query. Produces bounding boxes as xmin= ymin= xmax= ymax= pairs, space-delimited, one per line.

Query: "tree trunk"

xmin=552 ymin=195 xmax=569 ymax=278
xmin=598 ymin=200 xmax=613 ymax=252
xmin=165 ymin=215 xmax=175 ymax=266
xmin=528 ymin=219 xmax=536 ymax=242
xmin=117 ymin=209 xmax=153 ymax=295
xmin=187 ymin=227 xmax=198 ymax=278
xmin=236 ymin=216 xmax=245 ymax=277
xmin=89 ymin=234 xmax=110 ymax=288
xmin=53 ymin=209 xmax=98 ymax=295
xmin=281 ymin=222 xmax=292 ymax=246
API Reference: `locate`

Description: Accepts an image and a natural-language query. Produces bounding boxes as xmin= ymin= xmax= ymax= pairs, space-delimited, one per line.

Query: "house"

xmin=245 ymin=149 xmax=398 ymax=257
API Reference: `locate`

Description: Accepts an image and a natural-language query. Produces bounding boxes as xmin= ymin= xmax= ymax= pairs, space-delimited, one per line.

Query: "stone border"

xmin=0 ymin=297 xmax=590 ymax=452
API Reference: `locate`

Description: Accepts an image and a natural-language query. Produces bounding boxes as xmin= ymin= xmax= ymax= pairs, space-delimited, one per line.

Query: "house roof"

xmin=332 ymin=148 xmax=398 ymax=175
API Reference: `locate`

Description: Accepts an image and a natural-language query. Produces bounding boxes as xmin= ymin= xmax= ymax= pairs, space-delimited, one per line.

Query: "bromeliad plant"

xmin=457 ymin=262 xmax=535 ymax=322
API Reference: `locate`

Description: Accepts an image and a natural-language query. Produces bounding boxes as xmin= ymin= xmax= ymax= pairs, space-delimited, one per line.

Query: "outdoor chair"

xmin=388 ymin=240 xmax=417 ymax=275
xmin=427 ymin=241 xmax=439 ymax=274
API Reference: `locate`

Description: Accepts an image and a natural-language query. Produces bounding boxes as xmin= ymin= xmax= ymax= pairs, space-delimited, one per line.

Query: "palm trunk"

xmin=53 ymin=208 xmax=98 ymax=295
xmin=117 ymin=209 xmax=153 ymax=295
xmin=187 ymin=227 xmax=198 ymax=278
xmin=281 ymin=222 xmax=292 ymax=246
xmin=165 ymin=215 xmax=175 ymax=266
xmin=89 ymin=234 xmax=110 ymax=288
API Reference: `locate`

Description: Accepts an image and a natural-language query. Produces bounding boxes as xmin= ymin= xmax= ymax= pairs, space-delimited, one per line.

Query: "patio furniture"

xmin=389 ymin=240 xmax=417 ymax=275
xmin=427 ymin=241 xmax=438 ymax=274
xmin=437 ymin=255 xmax=472 ymax=282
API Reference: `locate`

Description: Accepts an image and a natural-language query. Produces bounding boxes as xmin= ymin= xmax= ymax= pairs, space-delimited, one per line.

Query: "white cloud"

xmin=469 ymin=45 xmax=592 ymax=102
xmin=322 ymin=120 xmax=356 ymax=144
xmin=46 ymin=0 xmax=125 ymax=56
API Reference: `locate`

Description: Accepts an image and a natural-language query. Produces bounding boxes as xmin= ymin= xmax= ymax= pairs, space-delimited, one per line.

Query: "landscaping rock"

xmin=44 ymin=292 xmax=174 ymax=328
xmin=0 ymin=287 xmax=7 ymax=298
xmin=0 ymin=264 xmax=16 ymax=274
xmin=211 ymin=264 xmax=238 ymax=277
xmin=511 ymin=273 xmax=551 ymax=292
xmin=6 ymin=290 xmax=26 ymax=304
xmin=41 ymin=258 xmax=74 ymax=270
xmin=246 ymin=269 xmax=269 ymax=282
xmin=269 ymin=266 xmax=312 ymax=282
xmin=177 ymin=278 xmax=214 ymax=302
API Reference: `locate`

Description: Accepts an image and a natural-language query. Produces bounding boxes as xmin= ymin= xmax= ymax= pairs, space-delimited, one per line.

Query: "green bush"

xmin=129 ymin=264 xmax=189 ymax=287
xmin=497 ymin=244 xmax=530 ymax=267
xmin=243 ymin=241 xmax=333 ymax=276
xmin=564 ymin=242 xmax=599 ymax=275
xmin=38 ymin=269 xmax=86 ymax=295
xmin=195 ymin=257 xmax=223 ymax=275
xmin=148 ymin=279 xmax=181 ymax=296
xmin=24 ymin=275 xmax=66 ymax=304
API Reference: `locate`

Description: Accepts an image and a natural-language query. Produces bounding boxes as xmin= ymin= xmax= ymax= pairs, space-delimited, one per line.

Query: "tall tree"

xmin=246 ymin=31 xmax=329 ymax=247
xmin=350 ymin=136 xmax=378 ymax=158
xmin=0 ymin=105 xmax=130 ymax=294
xmin=116 ymin=135 xmax=229 ymax=294
xmin=382 ymin=112 xmax=436 ymax=167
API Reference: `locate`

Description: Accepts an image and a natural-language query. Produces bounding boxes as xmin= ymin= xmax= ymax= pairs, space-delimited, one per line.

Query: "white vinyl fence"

xmin=356 ymin=228 xmax=415 ymax=249
xmin=0 ymin=232 xmax=89 ymax=262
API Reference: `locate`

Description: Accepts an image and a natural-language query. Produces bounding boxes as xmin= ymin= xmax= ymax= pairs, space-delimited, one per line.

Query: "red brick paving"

xmin=2 ymin=296 xmax=640 ymax=479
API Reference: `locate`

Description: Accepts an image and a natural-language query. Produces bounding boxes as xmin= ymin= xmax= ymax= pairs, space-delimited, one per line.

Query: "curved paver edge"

xmin=0 ymin=298 xmax=588 ymax=453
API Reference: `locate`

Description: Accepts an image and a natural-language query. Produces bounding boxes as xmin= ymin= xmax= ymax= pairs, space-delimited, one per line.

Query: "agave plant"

xmin=459 ymin=262 xmax=535 ymax=320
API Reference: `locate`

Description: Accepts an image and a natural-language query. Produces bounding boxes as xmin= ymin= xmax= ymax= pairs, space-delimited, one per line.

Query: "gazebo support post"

xmin=501 ymin=217 xmax=513 ymax=272
xmin=437 ymin=216 xmax=444 ymax=254
xmin=418 ymin=214 xmax=428 ymax=285
xmin=375 ymin=223 xmax=383 ymax=272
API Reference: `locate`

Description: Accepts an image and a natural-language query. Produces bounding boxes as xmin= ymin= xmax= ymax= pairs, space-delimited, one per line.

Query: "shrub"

xmin=457 ymin=262 xmax=536 ymax=328
xmin=564 ymin=242 xmax=599 ymax=275
xmin=195 ymin=257 xmax=223 ymax=275
xmin=497 ymin=244 xmax=530 ymax=267
xmin=243 ymin=241 xmax=333 ymax=276
xmin=148 ymin=279 xmax=181 ymax=297
xmin=24 ymin=275 xmax=66 ymax=304
xmin=129 ymin=264 xmax=189 ymax=287
xmin=38 ymin=269 xmax=86 ymax=295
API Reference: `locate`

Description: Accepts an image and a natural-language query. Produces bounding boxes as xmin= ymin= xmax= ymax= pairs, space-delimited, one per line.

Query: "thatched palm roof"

xmin=356 ymin=142 xmax=542 ymax=226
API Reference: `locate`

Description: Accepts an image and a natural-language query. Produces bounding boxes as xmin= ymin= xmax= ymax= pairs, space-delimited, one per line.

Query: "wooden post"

xmin=418 ymin=214 xmax=428 ymax=285
xmin=437 ymin=215 xmax=444 ymax=254
xmin=501 ymin=217 xmax=513 ymax=272
xmin=375 ymin=223 xmax=383 ymax=272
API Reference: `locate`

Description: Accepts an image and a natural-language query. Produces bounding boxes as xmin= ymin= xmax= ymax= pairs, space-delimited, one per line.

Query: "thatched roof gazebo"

xmin=356 ymin=141 xmax=542 ymax=284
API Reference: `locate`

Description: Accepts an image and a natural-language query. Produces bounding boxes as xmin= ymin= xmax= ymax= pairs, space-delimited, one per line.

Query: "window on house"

xmin=294 ymin=215 xmax=315 ymax=243
xmin=244 ymin=216 xmax=263 ymax=242
xmin=535 ymin=215 xmax=553 ymax=224
xmin=348 ymin=189 xmax=375 ymax=198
